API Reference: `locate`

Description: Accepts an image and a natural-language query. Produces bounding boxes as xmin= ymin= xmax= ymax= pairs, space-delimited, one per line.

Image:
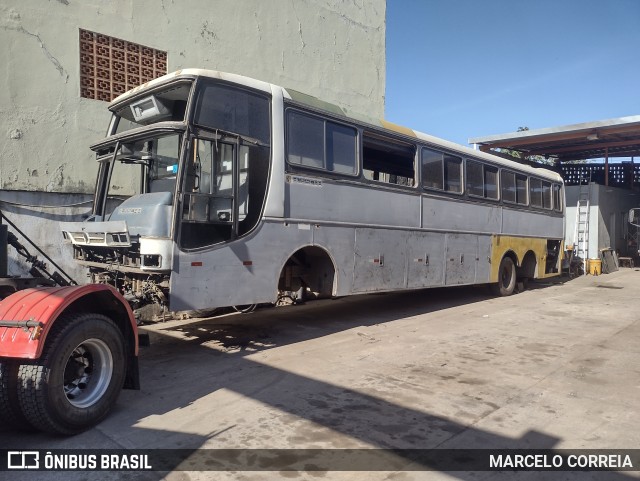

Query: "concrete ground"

xmin=1 ymin=269 xmax=640 ymax=481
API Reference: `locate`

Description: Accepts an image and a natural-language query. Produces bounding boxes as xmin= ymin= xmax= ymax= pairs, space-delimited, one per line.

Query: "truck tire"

xmin=491 ymin=256 xmax=516 ymax=296
xmin=0 ymin=361 xmax=33 ymax=430
xmin=17 ymin=313 xmax=126 ymax=435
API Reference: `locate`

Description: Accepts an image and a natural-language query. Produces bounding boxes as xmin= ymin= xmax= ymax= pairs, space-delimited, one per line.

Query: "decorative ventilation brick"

xmin=561 ymin=163 xmax=640 ymax=187
xmin=79 ymin=29 xmax=167 ymax=102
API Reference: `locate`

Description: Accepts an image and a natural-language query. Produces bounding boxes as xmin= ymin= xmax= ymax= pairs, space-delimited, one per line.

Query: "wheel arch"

xmin=277 ymin=244 xmax=338 ymax=298
xmin=490 ymin=249 xmax=519 ymax=284
xmin=518 ymin=250 xmax=538 ymax=279
xmin=503 ymin=249 xmax=519 ymax=264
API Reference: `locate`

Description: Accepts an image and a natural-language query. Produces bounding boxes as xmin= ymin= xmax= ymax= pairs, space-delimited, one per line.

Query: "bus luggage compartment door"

xmin=406 ymin=231 xmax=445 ymax=289
xmin=445 ymin=233 xmax=477 ymax=285
xmin=353 ymin=228 xmax=406 ymax=293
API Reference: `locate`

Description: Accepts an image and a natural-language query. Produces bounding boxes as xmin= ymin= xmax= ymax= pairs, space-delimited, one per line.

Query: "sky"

xmin=385 ymin=0 xmax=640 ymax=146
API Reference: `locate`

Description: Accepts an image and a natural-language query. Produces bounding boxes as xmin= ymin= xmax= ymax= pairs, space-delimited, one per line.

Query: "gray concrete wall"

xmin=0 ymin=0 xmax=386 ymax=279
xmin=565 ymin=183 xmax=640 ymax=259
xmin=0 ymin=191 xmax=92 ymax=282
xmin=1 ymin=0 xmax=386 ymax=194
xmin=595 ymin=184 xmax=640 ymax=257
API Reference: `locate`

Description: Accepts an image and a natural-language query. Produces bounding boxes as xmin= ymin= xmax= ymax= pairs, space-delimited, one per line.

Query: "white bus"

xmin=62 ymin=69 xmax=565 ymax=321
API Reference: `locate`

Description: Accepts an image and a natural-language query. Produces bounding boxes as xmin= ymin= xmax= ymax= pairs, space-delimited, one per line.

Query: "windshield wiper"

xmin=119 ymin=155 xmax=153 ymax=166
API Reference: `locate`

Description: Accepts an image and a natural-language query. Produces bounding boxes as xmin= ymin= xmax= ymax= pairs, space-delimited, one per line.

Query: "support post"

xmin=605 ymin=147 xmax=609 ymax=187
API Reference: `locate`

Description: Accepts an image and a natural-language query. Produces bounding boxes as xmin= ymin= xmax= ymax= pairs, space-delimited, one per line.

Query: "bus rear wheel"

xmin=492 ymin=256 xmax=516 ymax=296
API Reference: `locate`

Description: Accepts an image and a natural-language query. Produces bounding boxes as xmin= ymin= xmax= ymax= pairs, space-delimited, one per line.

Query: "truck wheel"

xmin=17 ymin=313 xmax=126 ymax=435
xmin=491 ymin=256 xmax=516 ymax=296
xmin=0 ymin=361 xmax=33 ymax=430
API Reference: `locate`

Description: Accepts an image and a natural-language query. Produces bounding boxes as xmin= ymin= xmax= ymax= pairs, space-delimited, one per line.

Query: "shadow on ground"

xmin=1 ymin=283 xmax=633 ymax=480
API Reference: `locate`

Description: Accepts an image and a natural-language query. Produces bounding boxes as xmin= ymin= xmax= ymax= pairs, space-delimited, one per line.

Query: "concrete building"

xmin=0 ymin=0 xmax=386 ymax=281
xmin=565 ymin=182 xmax=640 ymax=260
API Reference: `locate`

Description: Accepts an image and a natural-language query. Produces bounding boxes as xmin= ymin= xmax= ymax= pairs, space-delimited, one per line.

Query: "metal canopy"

xmin=469 ymin=115 xmax=640 ymax=162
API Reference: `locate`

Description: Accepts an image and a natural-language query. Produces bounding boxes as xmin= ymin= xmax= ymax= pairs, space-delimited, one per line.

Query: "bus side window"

xmin=485 ymin=165 xmax=499 ymax=199
xmin=467 ymin=160 xmax=499 ymax=200
xmin=553 ymin=183 xmax=563 ymax=211
xmin=422 ymin=148 xmax=443 ymax=190
xmin=286 ymin=110 xmax=357 ymax=175
xmin=466 ymin=160 xmax=484 ymax=197
xmin=502 ymin=171 xmax=528 ymax=205
xmin=444 ymin=154 xmax=462 ymax=193
xmin=421 ymin=147 xmax=461 ymax=194
xmin=541 ymin=181 xmax=552 ymax=209
xmin=501 ymin=170 xmax=516 ymax=203
xmin=327 ymin=122 xmax=357 ymax=174
xmin=287 ymin=112 xmax=324 ymax=169
xmin=363 ymin=133 xmax=415 ymax=186
xmin=516 ymin=173 xmax=528 ymax=205
xmin=530 ymin=178 xmax=543 ymax=208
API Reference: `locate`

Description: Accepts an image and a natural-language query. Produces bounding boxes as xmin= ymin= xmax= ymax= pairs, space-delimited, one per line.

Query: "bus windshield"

xmin=91 ymin=131 xmax=183 ymax=219
xmin=102 ymin=131 xmax=182 ymax=217
xmin=112 ymin=81 xmax=192 ymax=134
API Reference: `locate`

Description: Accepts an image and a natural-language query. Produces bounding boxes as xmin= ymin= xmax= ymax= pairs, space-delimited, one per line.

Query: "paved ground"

xmin=1 ymin=269 xmax=640 ymax=481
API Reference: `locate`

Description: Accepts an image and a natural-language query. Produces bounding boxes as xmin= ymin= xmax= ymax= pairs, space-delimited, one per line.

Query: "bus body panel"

xmin=476 ymin=235 xmax=493 ymax=283
xmin=262 ymin=85 xmax=286 ymax=219
xmin=310 ymin=223 xmax=356 ymax=297
xmin=501 ymin=207 xmax=564 ymax=238
xmin=169 ymin=221 xmax=292 ymax=311
xmin=421 ymin=196 xmax=501 ymax=234
xmin=445 ymin=234 xmax=477 ymax=285
xmin=405 ymin=231 xmax=446 ymax=289
xmin=285 ymin=177 xmax=421 ymax=229
xmin=169 ymin=215 xmax=556 ymax=312
xmin=352 ymin=228 xmax=408 ymax=292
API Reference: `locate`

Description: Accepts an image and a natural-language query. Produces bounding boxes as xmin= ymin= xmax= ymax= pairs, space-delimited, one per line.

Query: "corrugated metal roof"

xmin=469 ymin=116 xmax=640 ymax=161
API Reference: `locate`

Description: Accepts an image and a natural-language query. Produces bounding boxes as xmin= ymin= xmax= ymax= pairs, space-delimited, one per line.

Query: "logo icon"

xmin=7 ymin=451 xmax=39 ymax=469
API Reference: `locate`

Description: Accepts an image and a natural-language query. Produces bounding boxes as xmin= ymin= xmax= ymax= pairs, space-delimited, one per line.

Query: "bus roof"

xmin=110 ymin=69 xmax=563 ymax=183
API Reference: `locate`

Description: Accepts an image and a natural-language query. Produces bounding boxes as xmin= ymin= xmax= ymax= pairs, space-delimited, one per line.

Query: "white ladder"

xmin=573 ymin=180 xmax=590 ymax=274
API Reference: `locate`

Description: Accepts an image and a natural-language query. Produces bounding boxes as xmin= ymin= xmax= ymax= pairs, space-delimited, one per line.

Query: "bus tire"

xmin=17 ymin=313 xmax=126 ymax=435
xmin=492 ymin=256 xmax=516 ymax=296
